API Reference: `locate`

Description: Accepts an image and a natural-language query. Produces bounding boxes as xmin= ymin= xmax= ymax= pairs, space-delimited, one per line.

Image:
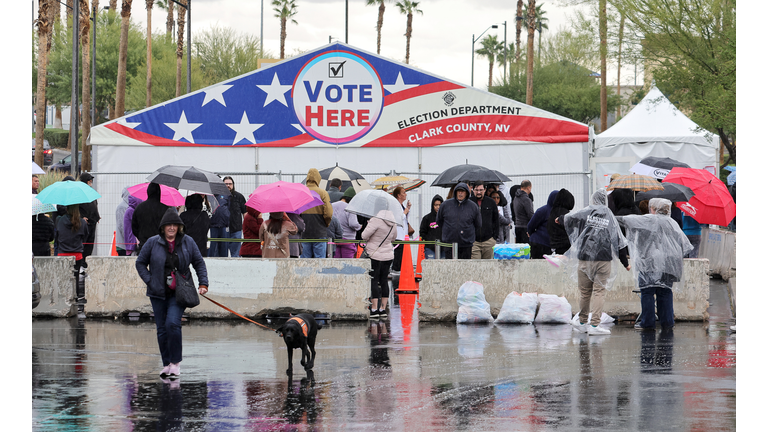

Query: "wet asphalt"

xmin=32 ymin=279 xmax=735 ymax=431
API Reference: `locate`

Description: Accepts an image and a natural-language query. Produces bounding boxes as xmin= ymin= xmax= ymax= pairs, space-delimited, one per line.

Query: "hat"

xmin=79 ymin=172 xmax=94 ymax=183
xmin=158 ymin=208 xmax=185 ymax=234
xmin=342 ymin=186 xmax=356 ymax=199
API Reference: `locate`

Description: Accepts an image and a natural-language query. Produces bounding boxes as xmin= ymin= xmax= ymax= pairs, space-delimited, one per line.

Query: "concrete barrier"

xmin=32 ymin=256 xmax=77 ymax=317
xmin=700 ymin=227 xmax=736 ymax=280
xmin=418 ymin=258 xmax=711 ymax=322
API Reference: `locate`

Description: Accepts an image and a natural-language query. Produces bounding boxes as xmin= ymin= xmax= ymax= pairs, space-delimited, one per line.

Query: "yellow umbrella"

xmin=372 ymin=176 xmax=426 ymax=193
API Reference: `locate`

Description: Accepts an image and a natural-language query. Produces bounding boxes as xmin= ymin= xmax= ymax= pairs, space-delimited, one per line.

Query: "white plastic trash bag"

xmin=456 ymin=281 xmax=494 ymax=323
xmin=571 ymin=312 xmax=615 ymax=325
xmin=495 ymin=292 xmax=538 ymax=324
xmin=534 ymin=294 xmax=572 ymax=324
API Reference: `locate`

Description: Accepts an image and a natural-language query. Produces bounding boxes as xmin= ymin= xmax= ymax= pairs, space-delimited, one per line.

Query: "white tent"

xmin=592 ymin=86 xmax=719 ymax=189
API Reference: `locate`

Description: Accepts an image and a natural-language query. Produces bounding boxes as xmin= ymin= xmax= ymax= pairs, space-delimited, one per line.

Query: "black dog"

xmin=276 ymin=313 xmax=321 ymax=376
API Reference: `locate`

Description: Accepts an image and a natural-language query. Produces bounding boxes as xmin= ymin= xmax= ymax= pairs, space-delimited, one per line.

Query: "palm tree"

xmin=146 ymin=0 xmax=155 ymax=108
xmin=154 ymin=0 xmax=174 ymax=36
xmin=35 ymin=0 xmax=52 ymax=167
xmin=79 ymin=0 xmax=92 ymax=171
xmin=525 ymin=0 xmax=535 ymax=105
xmin=475 ymin=35 xmax=503 ymax=90
xmin=366 ymin=0 xmax=391 ymax=55
xmin=176 ymin=0 xmax=187 ymax=97
xmin=396 ymin=0 xmax=422 ymax=64
xmin=272 ymin=0 xmax=298 ymax=59
xmin=114 ymin=0 xmax=133 ymax=118
xmin=523 ymin=2 xmax=548 ymax=64
xmin=514 ymin=0 xmax=523 ymax=64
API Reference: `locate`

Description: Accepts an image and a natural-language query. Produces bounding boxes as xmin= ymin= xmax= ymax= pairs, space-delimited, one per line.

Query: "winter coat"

xmin=436 ymin=183 xmax=482 ymax=247
xmin=328 ymin=188 xmax=344 ymax=203
xmin=528 ymin=190 xmax=559 ymax=247
xmin=180 ymin=194 xmax=211 ymax=258
xmin=32 ymin=214 xmax=55 ymax=256
xmin=495 ymin=205 xmax=512 ymax=243
xmin=115 ymin=188 xmax=130 ymax=250
xmin=547 ymin=189 xmax=575 ymax=251
xmin=471 ymin=194 xmax=499 ymax=242
xmin=123 ymin=195 xmax=142 ymax=254
xmin=287 ymin=213 xmax=305 ymax=257
xmin=240 ymin=206 xmax=264 ymax=257
xmin=332 ymin=200 xmax=361 ymax=239
xmin=259 ymin=216 xmax=298 ymax=258
xmin=210 ymin=194 xmax=230 ymax=228
xmin=361 ymin=210 xmax=398 ymax=261
xmin=670 ymin=205 xmax=683 ymax=230
xmin=132 ymin=182 xmax=169 ymax=249
xmin=419 ymin=195 xmax=444 ymax=252
xmin=301 ymin=169 xmax=334 ymax=240
xmin=327 ymin=215 xmax=342 ymax=240
xmin=135 ymin=209 xmax=208 ymax=300
xmin=513 ymin=188 xmax=534 ymax=228
xmin=228 ymin=190 xmax=247 ymax=233
xmin=56 ymin=214 xmax=89 ymax=254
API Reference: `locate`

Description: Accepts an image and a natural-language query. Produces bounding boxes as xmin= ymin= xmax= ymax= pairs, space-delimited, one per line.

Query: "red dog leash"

xmin=200 ymin=294 xmax=277 ymax=332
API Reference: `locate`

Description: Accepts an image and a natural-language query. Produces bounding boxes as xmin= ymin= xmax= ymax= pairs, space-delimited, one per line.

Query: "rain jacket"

xmin=132 ymin=182 xmax=169 ymax=249
xmin=32 ymin=214 xmax=55 ymax=256
xmin=301 ymin=169 xmax=334 ymax=240
xmin=513 ymin=188 xmax=534 ymax=228
xmin=135 ymin=208 xmax=208 ymax=300
xmin=419 ymin=195 xmax=444 ymax=252
xmin=56 ymin=214 xmax=89 ymax=254
xmin=115 ymin=187 xmax=130 ymax=251
xmin=240 ymin=206 xmax=264 ymax=257
xmin=528 ymin=190 xmax=559 ymax=247
xmin=472 ymin=192 xmax=499 ymax=243
xmin=123 ymin=195 xmax=142 ymax=254
xmin=547 ymin=189 xmax=575 ymax=251
xmin=259 ymin=215 xmax=298 ymax=258
xmin=180 ymin=194 xmax=211 ymax=257
xmin=361 ymin=210 xmax=398 ymax=261
xmin=332 ymin=199 xmax=362 ymax=239
xmin=436 ymin=183 xmax=482 ymax=247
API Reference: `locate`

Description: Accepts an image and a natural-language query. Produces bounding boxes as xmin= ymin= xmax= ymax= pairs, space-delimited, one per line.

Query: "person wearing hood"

xmin=489 ymin=189 xmax=512 ymax=244
xmin=470 ymin=181 xmax=499 ymax=259
xmin=259 ymin=212 xmax=298 ymax=258
xmin=559 ymin=189 xmax=631 ymax=336
xmin=240 ymin=205 xmax=264 ymax=258
xmin=136 ymin=208 xmax=208 ymax=379
xmin=547 ymin=188 xmax=575 ymax=255
xmin=123 ymin=195 xmax=143 ymax=256
xmin=180 ymin=194 xmax=211 ymax=257
xmin=132 ymin=182 xmax=170 ymax=253
xmin=301 ymin=168 xmax=334 ymax=258
xmin=361 ymin=209 xmax=398 ymax=318
xmin=616 ymin=198 xmax=693 ymax=330
xmin=527 ymin=190 xmax=559 ymax=259
xmin=332 ymin=187 xmax=362 ymax=258
xmin=419 ymin=194 xmax=445 ymax=259
xmin=513 ymin=180 xmax=534 ymax=244
xmin=436 ymin=182 xmax=481 ymax=260
xmin=610 ymin=188 xmax=641 ymax=237
xmin=115 ymin=187 xmax=131 ymax=256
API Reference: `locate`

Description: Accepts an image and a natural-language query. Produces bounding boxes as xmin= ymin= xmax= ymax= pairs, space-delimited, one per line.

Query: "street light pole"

xmin=471 ymin=24 xmax=498 ymax=87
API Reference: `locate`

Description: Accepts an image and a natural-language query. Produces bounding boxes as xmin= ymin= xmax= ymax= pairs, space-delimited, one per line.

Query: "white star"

xmin=384 ymin=72 xmax=419 ymax=94
xmin=117 ymin=117 xmax=141 ymax=129
xmin=256 ymin=73 xmax=292 ymax=107
xmin=226 ymin=112 xmax=264 ymax=145
xmin=164 ymin=111 xmax=203 ymax=143
xmin=292 ymin=124 xmax=306 ymax=133
xmin=202 ymin=84 xmax=233 ymax=107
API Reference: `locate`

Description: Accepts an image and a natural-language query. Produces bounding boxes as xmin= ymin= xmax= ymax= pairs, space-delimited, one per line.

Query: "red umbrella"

xmin=246 ymin=181 xmax=315 ymax=213
xmin=663 ymin=168 xmax=735 ymax=226
xmin=127 ymin=183 xmax=185 ymax=207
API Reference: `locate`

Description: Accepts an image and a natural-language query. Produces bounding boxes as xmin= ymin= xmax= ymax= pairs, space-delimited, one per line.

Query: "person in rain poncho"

xmin=616 ymin=198 xmax=693 ymax=330
xmin=559 ymin=189 xmax=631 ymax=335
xmin=115 ymin=187 xmax=131 ymax=256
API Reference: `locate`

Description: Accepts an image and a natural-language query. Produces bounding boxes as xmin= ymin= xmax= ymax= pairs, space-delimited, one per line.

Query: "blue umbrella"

xmin=36 ymin=180 xmax=101 ymax=206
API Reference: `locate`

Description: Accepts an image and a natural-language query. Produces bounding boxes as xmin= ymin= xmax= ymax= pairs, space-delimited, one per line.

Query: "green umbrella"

xmin=36 ymin=180 xmax=101 ymax=206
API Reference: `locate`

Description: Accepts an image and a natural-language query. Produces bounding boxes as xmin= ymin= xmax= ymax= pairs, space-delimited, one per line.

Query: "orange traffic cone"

xmin=397 ymin=292 xmax=417 ymax=343
xmin=415 ymin=242 xmax=425 ymax=281
xmin=110 ymin=231 xmax=118 ymax=256
xmin=396 ymin=236 xmax=418 ymax=293
xmin=356 ymin=243 xmax=364 ymax=258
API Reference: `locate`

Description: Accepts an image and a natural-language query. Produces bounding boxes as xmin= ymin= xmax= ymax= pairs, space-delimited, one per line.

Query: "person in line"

xmin=513 ymin=180 xmax=534 ymax=244
xmin=490 ymin=190 xmax=512 ymax=244
xmin=638 ymin=200 xmax=650 ymax=215
xmin=332 ymin=187 xmax=362 ymax=258
xmin=327 ymin=178 xmax=344 ymax=203
xmin=326 ymin=214 xmax=343 ymax=258
xmin=616 ymin=198 xmax=693 ymax=330
xmin=180 ymin=194 xmax=211 ymax=258
xmin=136 ymin=208 xmax=208 ymax=379
xmin=419 ymin=194 xmax=444 ymax=259
xmin=32 ymin=175 xmax=40 ymax=194
xmin=470 ymin=181 xmax=499 ymax=259
xmin=52 ymin=176 xmax=76 ymax=256
xmin=560 ymin=189 xmax=631 ymax=336
xmin=391 ymin=186 xmax=413 ymax=273
xmin=32 ymin=213 xmax=55 ymax=256
xmin=527 ymin=190 xmax=559 ymax=259
xmin=301 ymin=169 xmax=333 ymax=258
xmin=132 ymin=182 xmax=169 ymax=254
xmin=436 ymin=182 xmax=481 ymax=260
xmin=287 ymin=213 xmax=305 ymax=258
xmin=259 ymin=212 xmax=298 ymax=258
xmin=361 ymin=209 xmax=398 ymax=318
xmin=78 ymin=173 xmax=100 ymax=260
xmin=56 ymin=204 xmax=89 ymax=314
xmin=240 ymin=206 xmax=264 ymax=258
xmin=208 ymin=192 xmax=230 ymax=257
xmin=547 ymin=188 xmax=575 ymax=255
xmin=222 ymin=176 xmax=247 ymax=257
xmin=115 ymin=188 xmax=131 ymax=256
xmin=681 ymin=212 xmax=705 ymax=258
xmin=610 ymin=188 xmax=641 ymax=237
xmin=123 ymin=194 xmax=142 ymax=256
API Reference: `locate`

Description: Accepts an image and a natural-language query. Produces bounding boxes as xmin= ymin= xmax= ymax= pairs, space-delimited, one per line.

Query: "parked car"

xmin=49 ymin=152 xmax=82 ymax=173
xmin=32 ymin=139 xmax=53 ymax=166
xmin=33 ymin=255 xmax=41 ymax=309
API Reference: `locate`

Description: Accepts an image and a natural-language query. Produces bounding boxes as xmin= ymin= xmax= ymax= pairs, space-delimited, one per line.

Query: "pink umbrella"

xmin=287 ymin=190 xmax=324 ymax=214
xmin=127 ymin=183 xmax=186 ymax=207
xmin=246 ymin=181 xmax=315 ymax=213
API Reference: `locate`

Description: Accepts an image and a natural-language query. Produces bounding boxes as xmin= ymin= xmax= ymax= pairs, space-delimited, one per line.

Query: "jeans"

xmin=444 ymin=245 xmax=473 ymax=260
xmin=209 ymin=226 xmax=228 ymax=257
xmin=640 ymin=286 xmax=675 ymax=329
xmin=424 ymin=247 xmax=447 ymax=259
xmin=228 ymin=230 xmax=243 ymax=257
xmin=150 ymin=295 xmax=185 ymax=366
xmin=301 ymin=241 xmax=327 ymax=258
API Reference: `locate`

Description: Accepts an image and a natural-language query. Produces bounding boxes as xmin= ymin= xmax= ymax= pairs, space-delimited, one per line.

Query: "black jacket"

xmin=180 ymin=194 xmax=211 ymax=257
xmin=513 ymin=188 xmax=534 ymax=228
xmin=132 ymin=182 xmax=169 ymax=249
xmin=56 ymin=215 xmax=89 ymax=254
xmin=32 ymin=214 xmax=55 ymax=256
xmin=436 ymin=183 xmax=481 ymax=247
xmin=228 ymin=190 xmax=247 ymax=233
xmin=471 ymin=194 xmax=499 ymax=242
xmin=419 ymin=195 xmax=444 ymax=251
xmin=547 ymin=189 xmax=575 ymax=250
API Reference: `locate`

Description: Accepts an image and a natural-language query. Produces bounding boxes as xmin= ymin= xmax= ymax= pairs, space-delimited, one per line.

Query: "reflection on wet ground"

xmin=33 ymin=280 xmax=735 ymax=431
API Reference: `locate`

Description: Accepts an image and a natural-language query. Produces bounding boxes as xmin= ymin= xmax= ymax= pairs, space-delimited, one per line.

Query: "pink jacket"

xmin=361 ymin=210 xmax=397 ymax=261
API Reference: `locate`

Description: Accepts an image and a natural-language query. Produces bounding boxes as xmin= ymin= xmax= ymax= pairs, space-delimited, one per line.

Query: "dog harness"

xmin=288 ymin=316 xmax=308 ymax=337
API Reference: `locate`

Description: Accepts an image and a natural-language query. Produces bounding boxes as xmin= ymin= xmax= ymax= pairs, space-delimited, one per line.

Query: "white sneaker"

xmin=572 ymin=322 xmax=588 ymax=333
xmin=588 ymin=325 xmax=611 ymax=335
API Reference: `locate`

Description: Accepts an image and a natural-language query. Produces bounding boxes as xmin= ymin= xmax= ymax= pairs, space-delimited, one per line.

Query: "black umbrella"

xmin=146 ymin=165 xmax=230 ymax=196
xmin=453 ymin=168 xmax=511 ymax=185
xmin=432 ymin=164 xmax=497 ymax=187
xmin=630 ymin=156 xmax=691 ymax=179
xmin=635 ymin=182 xmax=695 ymax=203
xmin=313 ymin=164 xmax=372 ymax=193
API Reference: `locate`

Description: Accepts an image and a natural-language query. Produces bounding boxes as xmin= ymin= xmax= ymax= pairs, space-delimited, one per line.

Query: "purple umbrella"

xmin=287 ymin=190 xmax=324 ymax=214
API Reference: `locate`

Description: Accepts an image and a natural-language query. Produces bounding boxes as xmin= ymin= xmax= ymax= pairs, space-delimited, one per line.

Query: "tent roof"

xmin=595 ymin=86 xmax=717 ymax=148
xmin=91 ymin=42 xmax=588 ymax=149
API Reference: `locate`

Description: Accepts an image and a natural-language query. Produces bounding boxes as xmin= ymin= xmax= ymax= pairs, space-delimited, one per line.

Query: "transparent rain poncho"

xmin=615 ymin=198 xmax=693 ymax=291
xmin=561 ymin=189 xmax=629 ymax=289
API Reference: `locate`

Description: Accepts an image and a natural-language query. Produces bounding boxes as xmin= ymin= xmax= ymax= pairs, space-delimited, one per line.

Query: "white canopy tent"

xmin=592 ymin=86 xmax=719 ymax=190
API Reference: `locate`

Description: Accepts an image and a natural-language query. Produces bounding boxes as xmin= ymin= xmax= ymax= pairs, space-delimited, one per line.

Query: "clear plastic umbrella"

xmin=32 ymin=194 xmax=56 ymax=215
xmin=344 ymin=189 xmax=405 ymax=227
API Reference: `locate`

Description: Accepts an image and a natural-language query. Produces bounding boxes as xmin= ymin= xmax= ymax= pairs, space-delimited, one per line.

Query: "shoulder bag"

xmin=361 ymin=225 xmax=394 ymax=259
